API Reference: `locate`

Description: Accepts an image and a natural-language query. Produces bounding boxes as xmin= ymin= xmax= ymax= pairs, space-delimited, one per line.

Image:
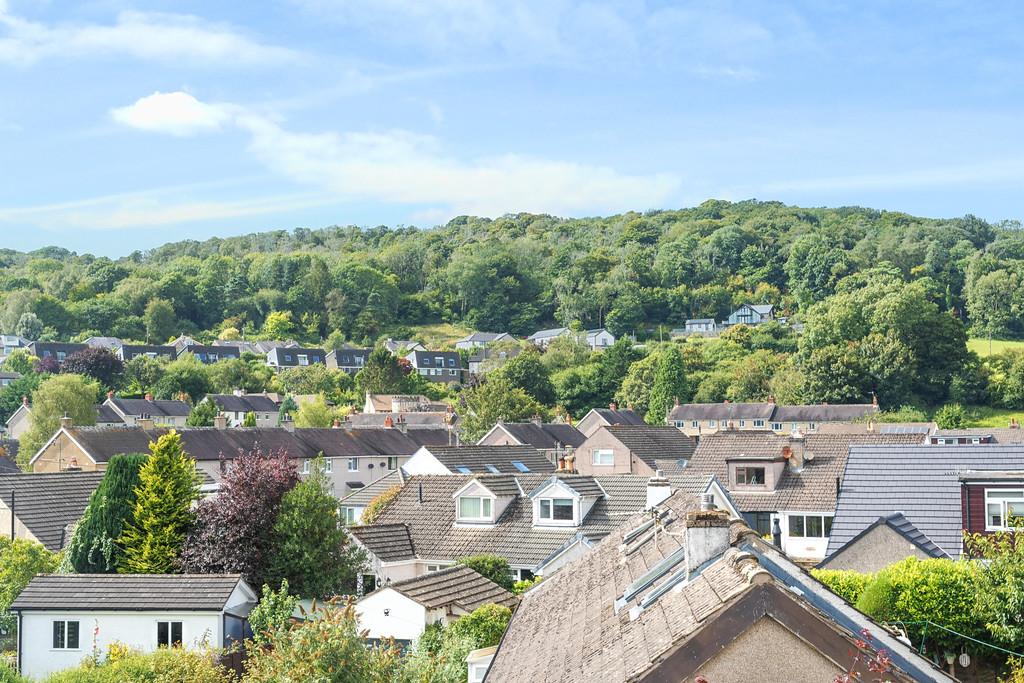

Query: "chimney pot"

xmin=106 ymin=390 xmax=114 ymax=400
xmin=137 ymin=417 xmax=154 ymax=430
xmin=646 ymin=469 xmax=671 ymax=509
xmin=280 ymin=415 xmax=295 ymax=432
xmin=332 ymin=418 xmax=341 ymax=429
xmin=673 ymin=397 xmax=680 ymax=407
xmin=213 ymin=415 xmax=227 ymax=430
xmin=21 ymin=395 xmax=28 ymax=407
xmin=384 ymin=415 xmax=394 ymax=428
xmin=59 ymin=413 xmax=73 ymax=429
xmin=685 ymin=508 xmax=731 ymax=572
xmin=767 ymin=395 xmax=775 ymax=404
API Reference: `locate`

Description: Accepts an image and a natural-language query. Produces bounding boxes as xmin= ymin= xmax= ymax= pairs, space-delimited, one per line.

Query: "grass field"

xmin=968 ymin=337 xmax=1024 ymax=357
xmin=962 ymin=405 xmax=1024 ymax=428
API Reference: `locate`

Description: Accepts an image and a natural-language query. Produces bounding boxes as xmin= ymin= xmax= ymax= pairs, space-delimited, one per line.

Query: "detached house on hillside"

xmin=454 ymin=332 xmax=514 ymax=351
xmin=406 ymin=351 xmax=464 ymax=384
xmin=266 ymin=346 xmax=325 ymax=370
xmin=116 ymin=345 xmax=177 ymax=362
xmin=27 ymin=342 xmax=87 ymax=367
xmin=326 ymin=348 xmax=372 ymax=375
xmin=574 ymin=425 xmax=696 ymax=477
xmin=725 ymin=303 xmax=775 ymax=326
xmin=102 ymin=394 xmax=191 ymax=427
xmin=205 ymin=393 xmax=281 ymax=427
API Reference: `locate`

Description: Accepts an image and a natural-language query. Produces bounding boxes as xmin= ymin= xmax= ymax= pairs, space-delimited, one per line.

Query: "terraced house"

xmin=667 ymin=399 xmax=880 ymax=436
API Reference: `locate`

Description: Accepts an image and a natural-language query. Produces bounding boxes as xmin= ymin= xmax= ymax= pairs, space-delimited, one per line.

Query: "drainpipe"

xmin=9 ymin=490 xmax=14 ymax=540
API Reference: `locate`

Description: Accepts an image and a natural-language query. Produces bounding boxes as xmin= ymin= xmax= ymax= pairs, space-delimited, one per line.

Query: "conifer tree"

xmin=67 ymin=453 xmax=147 ymax=573
xmin=647 ymin=348 xmax=688 ymax=425
xmin=355 ymin=345 xmax=409 ymax=394
xmin=243 ymin=411 xmax=257 ymax=427
xmin=118 ymin=431 xmax=199 ymax=574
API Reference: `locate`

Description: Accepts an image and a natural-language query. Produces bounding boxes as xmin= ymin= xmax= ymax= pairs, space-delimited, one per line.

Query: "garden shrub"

xmin=456 ymin=554 xmax=514 ymax=592
xmin=40 ymin=648 xmax=235 ymax=683
xmin=810 ymin=569 xmax=872 ymax=605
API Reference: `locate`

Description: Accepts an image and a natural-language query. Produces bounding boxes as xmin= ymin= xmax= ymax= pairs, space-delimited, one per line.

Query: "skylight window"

xmin=485 ymin=464 xmax=500 ymax=474
xmin=511 ymin=461 xmax=529 ymax=473
xmin=456 ymin=466 xmax=472 ymax=474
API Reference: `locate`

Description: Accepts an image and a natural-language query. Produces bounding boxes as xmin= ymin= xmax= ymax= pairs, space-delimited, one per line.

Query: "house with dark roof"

xmin=0 ymin=471 xmax=104 ymax=551
xmin=116 ymin=344 xmax=177 ymax=362
xmin=83 ymin=336 xmax=124 ymax=350
xmin=27 ymin=342 xmax=87 ymax=367
xmin=476 ymin=421 xmax=585 ymax=462
xmin=573 ymin=425 xmax=696 ymax=477
xmin=179 ymin=343 xmax=240 ymax=364
xmin=325 ymin=347 xmax=372 ymax=374
xmin=0 ymin=370 xmax=20 ymax=388
xmin=6 ymin=399 xmax=122 ymax=440
xmin=682 ymin=431 xmax=922 ymax=562
xmin=266 ymin=346 xmax=325 ymax=370
xmin=818 ymin=512 xmax=949 ymax=573
xmin=668 ymin=399 xmax=879 ymax=436
xmin=355 ymin=565 xmax=517 ymax=643
xmin=575 ymin=405 xmax=646 ymax=437
xmin=525 ymin=327 xmax=569 ymax=348
xmin=402 ymin=445 xmax=555 ymax=476
xmin=205 ymin=393 xmax=280 ymax=427
xmin=383 ymin=338 xmax=426 ymax=355
xmin=349 ymin=472 xmax=652 ymax=586
xmin=362 ymin=393 xmax=450 ymax=414
xmin=927 ymin=427 xmax=1024 ymax=444
xmin=213 ymin=339 xmax=297 ymax=356
xmin=103 ymin=394 xmax=191 ymax=427
xmin=484 ymin=491 xmax=953 ymax=683
xmin=11 ymin=573 xmax=256 ymax=679
xmin=406 ymin=350 xmax=465 ymax=384
xmin=725 ymin=302 xmax=775 ymax=326
xmin=455 ymin=332 xmax=514 ymax=351
xmin=584 ymin=328 xmax=615 ymax=350
xmin=827 ymin=444 xmax=1024 ymax=561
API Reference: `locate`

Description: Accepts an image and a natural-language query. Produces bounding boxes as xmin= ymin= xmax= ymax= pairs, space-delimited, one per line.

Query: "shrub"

xmin=810 ymin=569 xmax=872 ymax=605
xmin=361 ymin=486 xmax=401 ymax=525
xmin=512 ymin=576 xmax=542 ymax=595
xmin=248 ymin=580 xmax=299 ymax=645
xmin=397 ymin=604 xmax=512 ymax=683
xmin=0 ymin=661 xmax=27 ymax=683
xmin=39 ymin=647 xmax=236 ymax=683
xmin=446 ymin=603 xmax=512 ymax=648
xmin=67 ymin=454 xmax=147 ymax=573
xmin=934 ymin=403 xmax=969 ymax=429
xmin=0 ymin=538 xmax=60 ymax=632
xmin=456 ymin=554 xmax=514 ymax=592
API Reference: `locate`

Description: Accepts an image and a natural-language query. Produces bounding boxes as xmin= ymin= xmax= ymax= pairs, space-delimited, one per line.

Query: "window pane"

xmin=482 ymin=498 xmax=492 ymax=517
xmin=824 ymin=516 xmax=833 ymax=536
xmin=790 ymin=516 xmax=805 ymax=537
xmin=988 ymin=503 xmax=1003 ymax=528
xmin=459 ymin=497 xmax=481 ymax=518
xmin=807 ymin=516 xmax=823 ymax=537
xmin=67 ymin=621 xmax=79 ymax=649
xmin=53 ymin=621 xmax=65 ymax=649
xmin=171 ymin=622 xmax=182 ymax=647
xmin=552 ymin=499 xmax=574 ymax=521
xmin=158 ymin=621 xmax=168 ymax=646
xmin=1008 ymin=502 xmax=1024 ymax=526
xmin=540 ymin=500 xmax=551 ymax=519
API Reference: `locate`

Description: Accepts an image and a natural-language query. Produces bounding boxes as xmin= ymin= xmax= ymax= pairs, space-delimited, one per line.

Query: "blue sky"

xmin=2 ymin=1 xmax=1023 ymax=256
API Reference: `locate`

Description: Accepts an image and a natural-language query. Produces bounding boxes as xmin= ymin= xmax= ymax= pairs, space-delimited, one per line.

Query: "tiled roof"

xmin=828 ymin=444 xmax=1024 ymax=559
xmin=527 ymin=327 xmax=568 ymax=340
xmin=486 ymin=490 xmax=952 ymax=683
xmin=61 ymin=426 xmax=422 ymax=464
xmin=347 ymin=413 xmax=453 ymax=428
xmin=0 ymin=472 xmax=104 ymax=551
xmin=824 ymin=513 xmax=949 ymax=567
xmin=590 ymin=408 xmax=645 ymax=426
xmin=350 ymin=523 xmax=416 ymax=561
xmin=93 ymin=404 xmax=123 ymax=424
xmin=11 ymin=574 xmax=247 ymax=611
xmin=603 ymin=425 xmax=696 ymax=470
xmin=361 ymin=474 xmax=649 ymax=568
xmin=930 ymin=428 xmax=1024 ymax=444
xmin=424 ymin=445 xmax=555 ymax=474
xmin=0 ymin=454 xmax=19 ymax=474
xmin=684 ymin=431 xmax=923 ymax=513
xmin=667 ymin=402 xmax=878 ymax=423
xmin=526 ymin=475 xmax=604 ymax=498
xmin=109 ymin=398 xmax=191 ymax=418
xmin=458 ymin=332 xmax=509 ymax=343
xmin=386 ymin=565 xmax=518 ymax=611
xmin=339 ymin=471 xmax=402 ymax=507
xmin=207 ymin=394 xmax=280 ymax=413
xmin=493 ymin=422 xmax=585 ymax=449
xmin=772 ymin=404 xmax=879 ymax=422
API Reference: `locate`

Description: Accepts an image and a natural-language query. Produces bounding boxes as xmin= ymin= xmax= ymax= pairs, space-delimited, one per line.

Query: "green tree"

xmin=66 ymin=453 xmax=147 ymax=573
xmin=118 ymin=431 xmax=199 ymax=573
xmin=278 ymin=396 xmax=298 ymax=423
xmin=1 ymin=349 xmax=34 ymax=375
xmin=457 ymin=554 xmax=514 ymax=591
xmin=934 ymin=403 xmax=969 ymax=429
xmin=248 ymin=580 xmax=299 ymax=645
xmin=122 ymin=354 xmax=168 ymax=396
xmin=187 ymin=398 xmax=219 ymax=427
xmin=647 ymin=347 xmax=688 ymax=424
xmin=0 ymin=537 xmax=59 ymax=632
xmin=156 ymin=353 xmax=212 ymax=403
xmin=20 ymin=374 xmax=99 ymax=464
xmin=398 ymin=604 xmax=512 ymax=683
xmin=966 ymin=526 xmax=1024 ymax=651
xmin=261 ymin=310 xmax=295 ymax=339
xmin=143 ymin=297 xmax=176 ymax=344
xmin=615 ymin=352 xmax=659 ymax=416
xmin=14 ymin=312 xmax=42 ymax=341
xmin=458 ymin=376 xmax=548 ymax=441
xmin=0 ymin=372 xmax=42 ymax=424
xmin=493 ymin=349 xmax=555 ymax=405
xmin=294 ymin=394 xmax=339 ymax=428
xmin=243 ymin=411 xmax=257 ymax=427
xmin=265 ymin=461 xmax=366 ymax=599
xmin=355 ymin=345 xmax=409 ymax=394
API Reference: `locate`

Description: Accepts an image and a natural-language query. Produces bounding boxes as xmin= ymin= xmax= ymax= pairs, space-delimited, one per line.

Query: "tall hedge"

xmin=66 ymin=454 xmax=147 ymax=573
xmin=809 ymin=569 xmax=872 ymax=605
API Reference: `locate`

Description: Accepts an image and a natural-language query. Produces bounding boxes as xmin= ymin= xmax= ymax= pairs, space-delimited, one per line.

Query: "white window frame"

xmin=735 ymin=466 xmax=766 ymax=487
xmin=156 ymin=620 xmax=183 ymax=648
xmin=592 ymin=448 xmax=614 ymax=466
xmin=298 ymin=354 xmax=309 ymax=366
xmin=344 ymin=507 xmax=357 ymax=525
xmin=788 ymin=514 xmax=833 ymax=539
xmin=691 ymin=420 xmax=699 ymax=428
xmin=538 ymin=497 xmax=575 ymax=524
xmin=753 ymin=419 xmax=765 ymax=428
xmin=302 ymin=459 xmax=311 ymax=474
xmin=457 ymin=496 xmax=493 ymax=522
xmin=708 ymin=420 xmax=717 ymax=428
xmin=347 ymin=458 xmax=358 ymax=472
xmin=985 ymin=489 xmax=1024 ymax=531
xmin=739 ymin=420 xmax=746 ymax=427
xmin=387 ymin=457 xmax=398 ymax=470
xmin=771 ymin=422 xmax=783 ymax=431
xmin=52 ymin=620 xmax=80 ymax=650
xmin=323 ymin=458 xmax=333 ymax=474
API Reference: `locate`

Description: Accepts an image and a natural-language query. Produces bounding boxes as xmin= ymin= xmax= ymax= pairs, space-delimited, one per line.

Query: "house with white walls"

xmin=11 ymin=574 xmax=257 ymax=679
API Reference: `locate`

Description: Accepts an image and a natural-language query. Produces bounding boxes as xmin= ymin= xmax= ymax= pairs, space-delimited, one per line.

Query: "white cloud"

xmin=109 ymin=91 xmax=680 ymax=219
xmin=0 ymin=8 xmax=300 ymax=66
xmin=111 ymin=91 xmax=233 ymax=137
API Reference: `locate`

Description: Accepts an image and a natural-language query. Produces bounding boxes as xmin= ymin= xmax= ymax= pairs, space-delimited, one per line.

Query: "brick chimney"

xmin=233 ymin=388 xmax=244 ymax=397
xmin=685 ymin=498 xmax=731 ymax=573
xmin=21 ymin=395 xmax=28 ymax=407
xmin=331 ymin=418 xmax=341 ymax=429
xmin=213 ymin=415 xmax=227 ymax=429
xmin=562 ymin=452 xmax=576 ymax=474
xmin=137 ymin=417 xmax=154 ymax=430
xmin=767 ymin=395 xmax=775 ymax=404
xmin=646 ymin=469 xmax=671 ymax=509
xmin=59 ymin=412 xmax=72 ymax=429
xmin=786 ymin=431 xmax=806 ymax=469
xmin=530 ymin=414 xmax=542 ymax=425
xmin=396 ymin=415 xmax=407 ymax=433
xmin=280 ymin=414 xmax=295 ymax=432
xmin=384 ymin=415 xmax=394 ymax=428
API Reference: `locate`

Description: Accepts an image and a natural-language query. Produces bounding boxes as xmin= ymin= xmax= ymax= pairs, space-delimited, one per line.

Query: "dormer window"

xmin=458 ymin=496 xmax=493 ymax=522
xmin=538 ymin=498 xmax=574 ymax=522
xmin=735 ymin=466 xmax=765 ymax=486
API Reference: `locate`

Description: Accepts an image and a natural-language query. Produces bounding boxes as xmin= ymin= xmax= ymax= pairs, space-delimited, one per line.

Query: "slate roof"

xmin=603 ymin=425 xmax=696 ymax=470
xmin=0 ymin=471 xmax=105 ymax=551
xmin=57 ymin=426 xmax=422 ymax=464
xmin=358 ymin=473 xmax=649 ymax=568
xmin=458 ymin=332 xmax=511 ymax=344
xmin=347 ymin=413 xmax=453 ymax=429
xmin=267 ymin=347 xmax=326 ymax=366
xmin=828 ymin=444 xmax=1024 ymax=559
xmin=207 ymin=394 xmax=281 ymax=413
xmin=423 ymin=445 xmax=555 ymax=474
xmin=339 ymin=471 xmax=402 ymax=507
xmin=667 ymin=402 xmax=878 ymax=423
xmin=109 ymin=398 xmax=191 ymax=418
xmin=486 ymin=490 xmax=952 ymax=683
xmin=527 ymin=327 xmax=568 ymax=341
xmin=823 ymin=512 xmax=949 ymax=568
xmin=94 ymin=404 xmax=124 ymax=424
xmin=772 ymin=404 xmax=880 ymax=422
xmin=930 ymin=428 xmax=1024 ymax=444
xmin=11 ymin=574 xmax=248 ymax=612
xmin=684 ymin=432 xmax=923 ymax=513
xmin=385 ymin=565 xmax=518 ymax=611
xmin=589 ymin=407 xmax=646 ymax=426
xmin=0 ymin=454 xmax=19 ymax=474
xmin=491 ymin=422 xmax=586 ymax=449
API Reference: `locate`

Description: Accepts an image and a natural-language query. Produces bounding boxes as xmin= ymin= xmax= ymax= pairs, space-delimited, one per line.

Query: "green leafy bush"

xmin=0 ymin=537 xmax=60 ymax=632
xmin=0 ymin=662 xmax=28 ymax=683
xmin=39 ymin=647 xmax=235 ymax=683
xmin=456 ymin=554 xmax=513 ymax=592
xmin=446 ymin=603 xmax=512 ymax=648
xmin=512 ymin=576 xmax=542 ymax=595
xmin=248 ymin=580 xmax=298 ymax=645
xmin=397 ymin=604 xmax=512 ymax=683
xmin=810 ymin=569 xmax=872 ymax=605
xmin=934 ymin=402 xmax=969 ymax=429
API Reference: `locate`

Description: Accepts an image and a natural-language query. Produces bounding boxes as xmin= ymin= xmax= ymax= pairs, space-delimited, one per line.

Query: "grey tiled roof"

xmin=828 ymin=444 xmax=1024 ymax=559
xmin=425 ymin=445 xmax=555 ymax=474
xmin=94 ymin=404 xmax=124 ymax=424
xmin=772 ymin=404 xmax=879 ymax=422
xmin=825 ymin=513 xmax=949 ymax=567
xmin=386 ymin=565 xmax=518 ymax=610
xmin=350 ymin=523 xmax=415 ymax=561
xmin=360 ymin=474 xmax=649 ymax=568
xmin=684 ymin=431 xmax=923 ymax=513
xmin=669 ymin=402 xmax=775 ymax=422
xmin=603 ymin=425 xmax=696 ymax=469
xmin=339 ymin=471 xmax=402 ymax=507
xmin=930 ymin=428 xmax=1024 ymax=444
xmin=347 ymin=413 xmax=453 ymax=429
xmin=0 ymin=471 xmax=104 ymax=551
xmin=109 ymin=398 xmax=191 ymax=418
xmin=11 ymin=574 xmax=247 ymax=611
xmin=207 ymin=394 xmax=280 ymax=413
xmin=493 ymin=422 xmax=585 ymax=449
xmin=590 ymin=408 xmax=645 ymax=426
xmin=667 ymin=402 xmax=878 ymax=423
xmin=0 ymin=454 xmax=18 ymax=474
